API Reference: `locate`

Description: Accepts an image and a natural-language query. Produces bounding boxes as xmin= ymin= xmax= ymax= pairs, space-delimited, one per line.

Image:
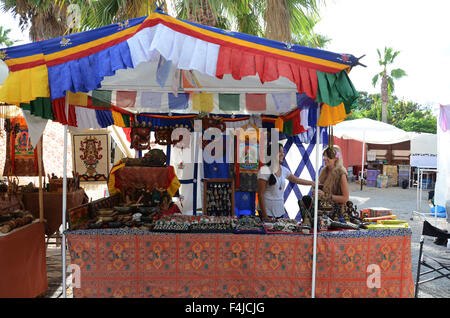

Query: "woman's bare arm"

xmin=257 ymin=178 xmax=268 ymax=219
xmin=330 ymin=174 xmax=349 ymax=204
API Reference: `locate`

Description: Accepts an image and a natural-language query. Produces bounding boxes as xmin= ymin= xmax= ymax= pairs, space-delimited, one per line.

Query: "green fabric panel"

xmin=121 ymin=113 xmax=130 ymax=127
xmin=20 ymin=97 xmax=54 ymax=120
xmin=282 ymin=119 xmax=293 ymax=136
xmin=218 ymin=94 xmax=240 ymax=111
xmin=316 ymin=70 xmax=359 ymax=112
xmin=92 ymin=90 xmax=112 ymax=108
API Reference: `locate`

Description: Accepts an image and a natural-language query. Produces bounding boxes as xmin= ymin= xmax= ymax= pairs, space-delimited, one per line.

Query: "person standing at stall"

xmin=257 ymin=143 xmax=315 ymax=220
xmin=317 ymin=145 xmax=349 ymax=206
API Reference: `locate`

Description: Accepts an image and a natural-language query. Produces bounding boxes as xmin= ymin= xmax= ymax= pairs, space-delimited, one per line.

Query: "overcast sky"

xmin=1 ymin=1 xmax=450 ymax=109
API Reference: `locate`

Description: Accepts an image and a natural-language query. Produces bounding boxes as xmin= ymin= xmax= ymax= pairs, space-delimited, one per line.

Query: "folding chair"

xmin=414 ymin=220 xmax=450 ymax=297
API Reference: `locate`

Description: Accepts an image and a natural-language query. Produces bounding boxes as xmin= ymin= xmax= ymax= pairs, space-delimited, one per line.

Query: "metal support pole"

xmin=62 ymin=123 xmax=68 ymax=298
xmin=311 ymin=106 xmax=321 ymax=298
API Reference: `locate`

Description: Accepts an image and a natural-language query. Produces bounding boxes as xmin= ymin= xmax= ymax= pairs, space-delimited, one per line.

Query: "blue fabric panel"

xmin=95 ymin=109 xmax=114 ymax=128
xmin=168 ymin=93 xmax=190 ymax=110
xmin=48 ymin=40 xmax=133 ymax=100
xmin=235 ymin=192 xmax=256 ymax=212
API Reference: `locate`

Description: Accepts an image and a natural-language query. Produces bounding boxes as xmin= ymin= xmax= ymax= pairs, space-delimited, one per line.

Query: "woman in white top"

xmin=257 ymin=143 xmax=315 ymax=220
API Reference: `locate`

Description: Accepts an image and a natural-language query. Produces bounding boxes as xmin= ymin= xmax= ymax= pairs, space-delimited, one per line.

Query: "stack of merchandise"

xmin=366 ymin=169 xmax=380 ymax=187
xmin=361 ymin=214 xmax=409 ymax=230
xmin=383 ymin=165 xmax=398 ymax=187
xmin=398 ymin=165 xmax=410 ymax=188
xmin=376 ymin=174 xmax=389 ymax=188
xmin=360 ymin=207 xmax=392 ymax=219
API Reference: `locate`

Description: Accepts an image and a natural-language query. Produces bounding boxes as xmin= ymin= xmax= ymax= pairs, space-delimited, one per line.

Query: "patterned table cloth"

xmin=66 ymin=229 xmax=414 ymax=298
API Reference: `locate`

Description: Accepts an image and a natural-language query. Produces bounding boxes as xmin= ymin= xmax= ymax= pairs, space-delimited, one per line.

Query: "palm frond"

xmin=391 ymin=68 xmax=407 ymax=79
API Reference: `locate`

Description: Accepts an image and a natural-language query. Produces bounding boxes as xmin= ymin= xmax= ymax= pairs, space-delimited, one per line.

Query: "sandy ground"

xmin=42 ymin=182 xmax=450 ymax=298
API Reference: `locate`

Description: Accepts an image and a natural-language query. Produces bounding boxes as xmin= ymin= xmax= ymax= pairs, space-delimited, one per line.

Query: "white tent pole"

xmin=62 ymin=122 xmax=68 ymax=298
xmin=311 ymin=106 xmax=320 ymax=298
xmin=361 ymin=131 xmax=365 ymax=191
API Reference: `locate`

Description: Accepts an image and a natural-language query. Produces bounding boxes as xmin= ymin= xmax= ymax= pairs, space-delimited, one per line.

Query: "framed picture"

xmin=203 ymin=178 xmax=235 ymax=216
xmin=72 ymin=131 xmax=110 ymax=182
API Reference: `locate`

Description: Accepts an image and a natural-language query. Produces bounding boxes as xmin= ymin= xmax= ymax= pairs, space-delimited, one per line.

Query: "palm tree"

xmin=0 ymin=0 xmax=69 ymax=41
xmin=372 ymin=47 xmax=407 ymax=123
xmin=0 ymin=26 xmax=16 ymax=47
xmin=76 ymin=0 xmax=326 ymax=48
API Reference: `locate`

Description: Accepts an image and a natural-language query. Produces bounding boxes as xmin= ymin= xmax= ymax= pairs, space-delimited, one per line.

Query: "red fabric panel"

xmin=68 ymin=104 xmax=78 ymax=127
xmin=216 ymin=46 xmax=318 ymax=100
xmin=245 ymin=93 xmax=266 ymax=111
xmin=0 ymin=222 xmax=48 ymax=297
xmin=334 ymin=137 xmax=365 ymax=168
xmin=51 ymin=97 xmax=68 ymax=125
xmin=116 ymin=91 xmax=137 ymax=108
xmin=283 ymin=109 xmax=306 ymax=135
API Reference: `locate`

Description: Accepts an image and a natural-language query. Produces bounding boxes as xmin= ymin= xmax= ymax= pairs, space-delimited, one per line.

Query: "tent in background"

xmin=333 ymin=118 xmax=411 ymax=188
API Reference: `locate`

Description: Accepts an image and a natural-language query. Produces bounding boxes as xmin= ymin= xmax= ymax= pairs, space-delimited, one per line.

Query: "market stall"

xmin=0 ymin=10 xmax=415 ymax=298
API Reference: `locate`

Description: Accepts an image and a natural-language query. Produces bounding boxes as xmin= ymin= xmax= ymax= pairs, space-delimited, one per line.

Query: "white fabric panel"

xmin=410 ymin=154 xmax=437 ymax=168
xmin=74 ymin=107 xmax=102 ymax=129
xmin=22 ymin=109 xmax=48 ymax=148
xmin=434 ymin=123 xmax=450 ymax=207
xmin=127 ymin=27 xmax=158 ymax=67
xmin=410 ymin=132 xmax=437 ymax=155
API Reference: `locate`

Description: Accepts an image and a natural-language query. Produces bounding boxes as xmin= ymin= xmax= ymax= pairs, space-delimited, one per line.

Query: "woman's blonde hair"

xmin=319 ymin=145 xmax=346 ymax=195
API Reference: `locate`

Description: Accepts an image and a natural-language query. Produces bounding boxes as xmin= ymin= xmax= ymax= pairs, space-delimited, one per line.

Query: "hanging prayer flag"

xmin=245 ymin=94 xmax=266 ymax=111
xmin=156 ymin=55 xmax=172 ymax=88
xmin=219 ymin=94 xmax=240 ymax=111
xmin=282 ymin=109 xmax=305 ymax=136
xmin=168 ymin=93 xmax=189 ymax=110
xmin=67 ymin=91 xmax=88 ymax=106
xmin=141 ymin=92 xmax=163 ymax=109
xmin=92 ymin=90 xmax=112 ymax=108
xmin=116 ymin=91 xmax=137 ymax=108
xmin=272 ymin=93 xmax=292 ymax=113
xmin=192 ymin=93 xmax=213 ymax=113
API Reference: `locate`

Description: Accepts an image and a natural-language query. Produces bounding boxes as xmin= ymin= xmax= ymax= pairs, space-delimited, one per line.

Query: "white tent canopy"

xmin=333 ymin=118 xmax=411 ymax=144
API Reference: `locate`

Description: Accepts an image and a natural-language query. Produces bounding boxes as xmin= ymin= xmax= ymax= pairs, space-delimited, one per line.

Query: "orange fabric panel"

xmin=0 ymin=222 xmax=47 ymax=297
xmin=67 ymin=230 xmax=414 ymax=298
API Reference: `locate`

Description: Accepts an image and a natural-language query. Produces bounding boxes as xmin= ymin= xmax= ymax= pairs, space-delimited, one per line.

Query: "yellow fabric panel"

xmin=192 ymin=93 xmax=214 ymax=113
xmin=67 ymin=91 xmax=89 ymax=106
xmin=111 ymin=111 xmax=126 ymax=127
xmin=275 ymin=117 xmax=284 ymax=132
xmin=166 ymin=175 xmax=181 ymax=198
xmin=107 ymin=161 xmax=126 ymax=196
xmin=0 ymin=65 xmax=50 ymax=104
xmin=318 ymin=103 xmax=350 ymax=127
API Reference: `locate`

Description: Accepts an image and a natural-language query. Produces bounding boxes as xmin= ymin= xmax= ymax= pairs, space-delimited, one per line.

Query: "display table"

xmin=66 ymin=228 xmax=414 ymax=298
xmin=0 ymin=222 xmax=48 ymax=297
xmin=108 ymin=165 xmax=180 ymax=198
xmin=22 ymin=189 xmax=87 ymax=235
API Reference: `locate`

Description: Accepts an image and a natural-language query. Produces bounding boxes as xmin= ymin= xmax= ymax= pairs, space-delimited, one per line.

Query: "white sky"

xmin=315 ymin=0 xmax=450 ymax=110
xmin=1 ymin=1 xmax=450 ymax=110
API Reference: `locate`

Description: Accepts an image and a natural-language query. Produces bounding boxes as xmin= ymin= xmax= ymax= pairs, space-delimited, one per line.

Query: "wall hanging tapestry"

xmin=3 ymin=117 xmax=44 ymax=176
xmin=72 ymin=131 xmax=110 ymax=182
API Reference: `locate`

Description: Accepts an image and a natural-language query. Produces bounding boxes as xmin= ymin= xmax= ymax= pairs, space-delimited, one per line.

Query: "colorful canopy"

xmin=0 ymin=10 xmax=359 ymax=129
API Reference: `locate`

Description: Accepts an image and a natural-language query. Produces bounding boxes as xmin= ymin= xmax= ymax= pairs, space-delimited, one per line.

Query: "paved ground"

xmin=348 ymin=182 xmax=449 ymax=298
xmin=42 ymin=182 xmax=450 ymax=298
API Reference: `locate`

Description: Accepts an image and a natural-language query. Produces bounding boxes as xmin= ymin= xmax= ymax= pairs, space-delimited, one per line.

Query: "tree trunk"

xmin=381 ymin=72 xmax=389 ymax=123
xmin=186 ymin=0 xmax=217 ymax=27
xmin=265 ymin=0 xmax=291 ymax=42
